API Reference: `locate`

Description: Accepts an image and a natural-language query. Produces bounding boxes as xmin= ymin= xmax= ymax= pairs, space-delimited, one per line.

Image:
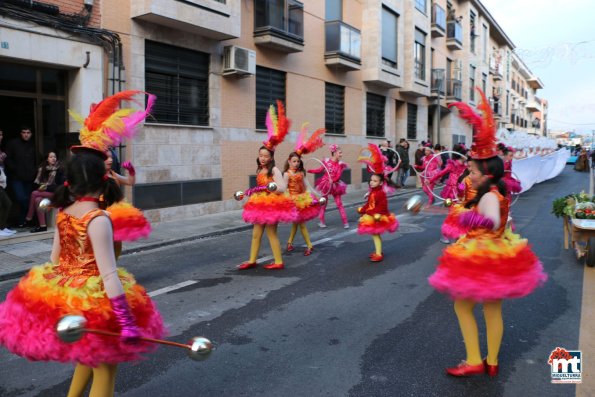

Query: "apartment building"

xmin=0 ymin=0 xmax=547 ymax=221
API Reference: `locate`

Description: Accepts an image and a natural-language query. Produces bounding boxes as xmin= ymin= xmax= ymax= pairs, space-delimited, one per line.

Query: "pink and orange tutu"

xmin=315 ymin=177 xmax=347 ymax=196
xmin=290 ymin=192 xmax=320 ymax=223
xmin=441 ymin=204 xmax=470 ymax=240
xmin=429 ymin=226 xmax=547 ymax=302
xmin=0 ymin=209 xmax=164 ymax=367
xmin=107 ymin=200 xmax=152 ymax=242
xmin=242 ymin=191 xmax=297 ymax=225
xmin=357 ymin=213 xmax=399 ymax=235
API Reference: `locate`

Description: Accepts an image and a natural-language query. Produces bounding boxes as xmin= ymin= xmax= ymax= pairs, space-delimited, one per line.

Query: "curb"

xmin=0 ymin=188 xmax=419 ymax=282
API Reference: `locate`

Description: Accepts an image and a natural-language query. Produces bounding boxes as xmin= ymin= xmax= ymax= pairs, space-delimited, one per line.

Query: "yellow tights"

xmin=288 ymin=223 xmax=313 ymax=249
xmin=67 ymin=363 xmax=118 ymax=397
xmin=249 ymin=223 xmax=283 ymax=264
xmin=453 ymin=299 xmax=503 ymax=366
xmin=372 ymin=234 xmax=382 ymax=255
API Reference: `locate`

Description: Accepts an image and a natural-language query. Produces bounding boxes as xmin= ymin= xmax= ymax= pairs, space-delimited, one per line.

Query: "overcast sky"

xmin=482 ymin=0 xmax=595 ymax=134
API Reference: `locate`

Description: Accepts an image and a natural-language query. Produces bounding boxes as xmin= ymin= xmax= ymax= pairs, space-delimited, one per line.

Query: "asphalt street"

xmin=0 ymin=166 xmax=588 ymax=397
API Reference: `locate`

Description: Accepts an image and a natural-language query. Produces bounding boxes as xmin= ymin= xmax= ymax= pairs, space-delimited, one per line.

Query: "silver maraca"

xmin=38 ymin=198 xmax=53 ymax=212
xmin=404 ymin=195 xmax=424 ymax=215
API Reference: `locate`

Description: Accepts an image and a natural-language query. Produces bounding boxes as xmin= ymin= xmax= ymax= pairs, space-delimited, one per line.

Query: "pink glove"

xmin=110 ymin=294 xmax=141 ymax=343
xmin=459 ymin=211 xmax=495 ymax=230
xmin=122 ymin=161 xmax=136 ymax=176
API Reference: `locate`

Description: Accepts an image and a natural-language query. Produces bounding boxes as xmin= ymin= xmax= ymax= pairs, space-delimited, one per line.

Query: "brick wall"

xmin=42 ymin=0 xmax=101 ymax=28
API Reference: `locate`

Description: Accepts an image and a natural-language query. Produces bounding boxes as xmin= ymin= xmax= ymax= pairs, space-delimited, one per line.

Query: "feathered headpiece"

xmin=263 ymin=100 xmax=291 ymax=151
xmin=448 ymin=87 xmax=497 ymax=160
xmin=295 ymin=123 xmax=325 ymax=156
xmin=358 ymin=143 xmax=387 ymax=175
xmin=69 ymin=90 xmax=155 ymax=159
xmin=329 ymin=144 xmax=339 ymax=154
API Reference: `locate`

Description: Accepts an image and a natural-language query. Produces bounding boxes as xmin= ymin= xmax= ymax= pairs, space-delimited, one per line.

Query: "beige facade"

xmin=92 ymin=0 xmax=548 ymax=220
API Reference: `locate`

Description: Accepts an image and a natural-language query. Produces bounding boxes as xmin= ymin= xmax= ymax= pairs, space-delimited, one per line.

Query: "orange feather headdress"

xmin=358 ymin=143 xmax=387 ymax=175
xmin=295 ymin=123 xmax=325 ymax=156
xmin=69 ymin=90 xmax=155 ymax=159
xmin=448 ymin=87 xmax=498 ymax=160
xmin=263 ymin=100 xmax=291 ymax=151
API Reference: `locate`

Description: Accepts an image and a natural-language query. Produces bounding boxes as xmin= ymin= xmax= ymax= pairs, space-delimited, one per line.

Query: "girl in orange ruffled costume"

xmin=0 ymin=91 xmax=165 ymax=397
xmin=356 ymin=144 xmax=399 ymax=262
xmin=283 ymin=124 xmax=325 ymax=256
xmin=428 ymin=89 xmax=547 ymax=378
xmin=239 ymin=101 xmax=297 ymax=270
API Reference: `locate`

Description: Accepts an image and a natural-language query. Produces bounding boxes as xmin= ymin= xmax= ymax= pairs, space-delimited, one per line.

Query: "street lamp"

xmin=432 ymin=68 xmax=445 ymax=146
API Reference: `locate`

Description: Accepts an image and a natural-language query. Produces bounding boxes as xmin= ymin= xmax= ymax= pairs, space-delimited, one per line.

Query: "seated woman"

xmin=26 ymin=151 xmax=63 ymax=233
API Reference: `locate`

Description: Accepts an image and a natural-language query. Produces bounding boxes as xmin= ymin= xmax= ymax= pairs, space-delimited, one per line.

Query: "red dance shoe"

xmin=237 ymin=262 xmax=257 ymax=270
xmin=446 ymin=361 xmax=486 ymax=377
xmin=263 ymin=263 xmax=285 ymax=270
xmin=286 ymin=243 xmax=295 ymax=253
xmin=369 ymin=253 xmax=384 ymax=262
xmin=483 ymin=359 xmax=499 ymax=377
xmin=304 ymin=247 xmax=313 ymax=256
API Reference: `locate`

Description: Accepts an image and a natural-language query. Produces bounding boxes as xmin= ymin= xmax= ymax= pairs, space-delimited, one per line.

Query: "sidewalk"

xmin=0 ymin=182 xmax=420 ymax=281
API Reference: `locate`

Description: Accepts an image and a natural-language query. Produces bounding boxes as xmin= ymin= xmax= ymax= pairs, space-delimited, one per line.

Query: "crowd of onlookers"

xmin=0 ymin=127 xmax=65 ymax=237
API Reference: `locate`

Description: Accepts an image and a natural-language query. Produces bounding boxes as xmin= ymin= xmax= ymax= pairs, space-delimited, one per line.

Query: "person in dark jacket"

xmin=5 ymin=126 xmax=36 ymax=227
xmin=395 ymin=139 xmax=410 ymax=188
xmin=379 ymin=140 xmax=397 ymax=182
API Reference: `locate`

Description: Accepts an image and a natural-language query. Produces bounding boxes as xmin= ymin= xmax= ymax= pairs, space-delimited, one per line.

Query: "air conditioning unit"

xmin=223 ymin=46 xmax=256 ymax=76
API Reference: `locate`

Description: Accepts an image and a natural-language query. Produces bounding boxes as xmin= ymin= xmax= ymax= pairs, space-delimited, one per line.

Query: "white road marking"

xmin=148 ymin=280 xmax=197 ymax=297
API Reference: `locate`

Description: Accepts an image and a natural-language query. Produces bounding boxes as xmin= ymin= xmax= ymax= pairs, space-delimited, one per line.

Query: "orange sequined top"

xmin=49 ymin=209 xmax=106 ymax=286
xmin=462 ymin=176 xmax=477 ymax=203
xmin=287 ymin=171 xmax=306 ymax=195
xmin=465 ymin=187 xmax=509 ymax=240
xmin=256 ymin=172 xmax=273 ymax=187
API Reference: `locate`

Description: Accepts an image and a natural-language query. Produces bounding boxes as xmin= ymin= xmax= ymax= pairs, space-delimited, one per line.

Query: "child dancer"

xmin=357 ymin=144 xmax=399 ymax=262
xmin=239 ymin=101 xmax=296 ymax=270
xmin=284 ymin=125 xmax=325 ymax=256
xmin=308 ymin=144 xmax=349 ymax=228
xmin=429 ymin=89 xmax=547 ymax=377
xmin=415 ymin=146 xmax=442 ymax=206
xmin=498 ymin=143 xmax=522 ymax=196
xmin=0 ymin=93 xmax=165 ymax=397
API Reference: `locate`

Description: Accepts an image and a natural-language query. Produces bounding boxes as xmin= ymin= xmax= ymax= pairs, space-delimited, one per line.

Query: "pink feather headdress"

xmin=295 ymin=123 xmax=325 ymax=156
xmin=263 ymin=100 xmax=291 ymax=151
xmin=448 ymin=87 xmax=497 ymax=160
xmin=69 ymin=90 xmax=155 ymax=159
xmin=358 ymin=143 xmax=388 ymax=175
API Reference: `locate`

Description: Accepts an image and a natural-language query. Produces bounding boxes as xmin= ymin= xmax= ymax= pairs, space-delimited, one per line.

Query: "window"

xmin=382 ymin=6 xmax=398 ymax=67
xmin=326 ymin=0 xmax=341 ymax=20
xmin=255 ymin=66 xmax=286 ymax=129
xmin=414 ymin=28 xmax=426 ymax=80
xmin=469 ymin=65 xmax=476 ymax=101
xmin=482 ymin=24 xmax=488 ymax=62
xmin=469 ymin=11 xmax=476 ymax=54
xmin=325 ymin=83 xmax=344 ymax=134
xmin=366 ymin=93 xmax=385 ymax=137
xmin=506 ymin=90 xmax=509 ymax=116
xmin=481 ymin=73 xmax=487 ymax=94
xmin=254 ymin=0 xmax=304 ymax=40
xmin=145 ymin=40 xmax=209 ymax=126
xmin=415 ymin=0 xmax=426 ymax=13
xmin=407 ymin=103 xmax=417 ymax=140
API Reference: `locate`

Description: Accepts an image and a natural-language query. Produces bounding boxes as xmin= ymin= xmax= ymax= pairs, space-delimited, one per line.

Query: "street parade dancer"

xmin=308 ymin=144 xmax=349 ymax=228
xmin=498 ymin=142 xmax=522 ymax=197
xmin=284 ymin=124 xmax=326 ymax=256
xmin=239 ymin=100 xmax=296 ymax=270
xmin=428 ymin=88 xmax=547 ymax=377
xmin=0 ymin=91 xmax=165 ymax=397
xmin=415 ymin=145 xmax=442 ymax=207
xmin=357 ymin=144 xmax=399 ymax=262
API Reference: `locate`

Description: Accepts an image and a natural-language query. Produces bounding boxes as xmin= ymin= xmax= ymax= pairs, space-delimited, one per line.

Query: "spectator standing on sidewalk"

xmin=414 ymin=142 xmax=426 ymax=188
xmin=395 ymin=139 xmax=410 ymax=188
xmin=379 ymin=140 xmax=397 ymax=183
xmin=0 ymin=129 xmax=16 ymax=236
xmin=5 ymin=126 xmax=36 ymax=227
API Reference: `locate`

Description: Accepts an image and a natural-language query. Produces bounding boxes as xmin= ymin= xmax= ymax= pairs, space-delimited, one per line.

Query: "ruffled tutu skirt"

xmin=242 ymin=192 xmax=297 ymax=225
xmin=441 ymin=204 xmax=469 ymax=239
xmin=357 ymin=213 xmax=399 ymax=235
xmin=0 ymin=264 xmax=165 ymax=367
xmin=107 ymin=201 xmax=152 ymax=242
xmin=290 ymin=192 xmax=320 ymax=223
xmin=504 ymin=177 xmax=522 ymax=194
xmin=440 ymin=182 xmax=459 ymax=200
xmin=315 ymin=178 xmax=346 ymax=196
xmin=429 ymin=228 xmax=547 ymax=301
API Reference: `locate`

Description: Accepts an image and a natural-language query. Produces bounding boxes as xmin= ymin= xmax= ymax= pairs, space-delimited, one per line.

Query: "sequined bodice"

xmin=256 ymin=172 xmax=273 ymax=187
xmin=324 ymin=159 xmax=344 ymax=180
xmin=466 ymin=188 xmax=509 ymax=239
xmin=287 ymin=171 xmax=306 ymax=195
xmin=53 ymin=209 xmax=106 ymax=284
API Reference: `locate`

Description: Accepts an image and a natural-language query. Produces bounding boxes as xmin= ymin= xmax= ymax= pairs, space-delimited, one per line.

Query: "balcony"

xmin=431 ymin=3 xmax=446 ymax=38
xmin=446 ymin=20 xmax=463 ymax=51
xmin=131 ymin=0 xmax=240 ymax=40
xmin=445 ymin=78 xmax=462 ymax=103
xmin=254 ymin=0 xmax=304 ymax=53
xmin=325 ymin=21 xmax=361 ymax=70
xmin=492 ymin=100 xmax=502 ymax=119
xmin=526 ymin=100 xmax=540 ymax=112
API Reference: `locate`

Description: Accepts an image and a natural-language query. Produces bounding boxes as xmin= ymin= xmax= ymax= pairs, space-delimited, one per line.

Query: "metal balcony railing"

xmin=446 ymin=20 xmax=463 ymax=45
xmin=446 ymin=78 xmax=462 ymax=100
xmin=431 ymin=4 xmax=446 ymax=33
xmin=254 ymin=0 xmax=304 ymax=41
xmin=325 ymin=20 xmax=361 ymax=61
